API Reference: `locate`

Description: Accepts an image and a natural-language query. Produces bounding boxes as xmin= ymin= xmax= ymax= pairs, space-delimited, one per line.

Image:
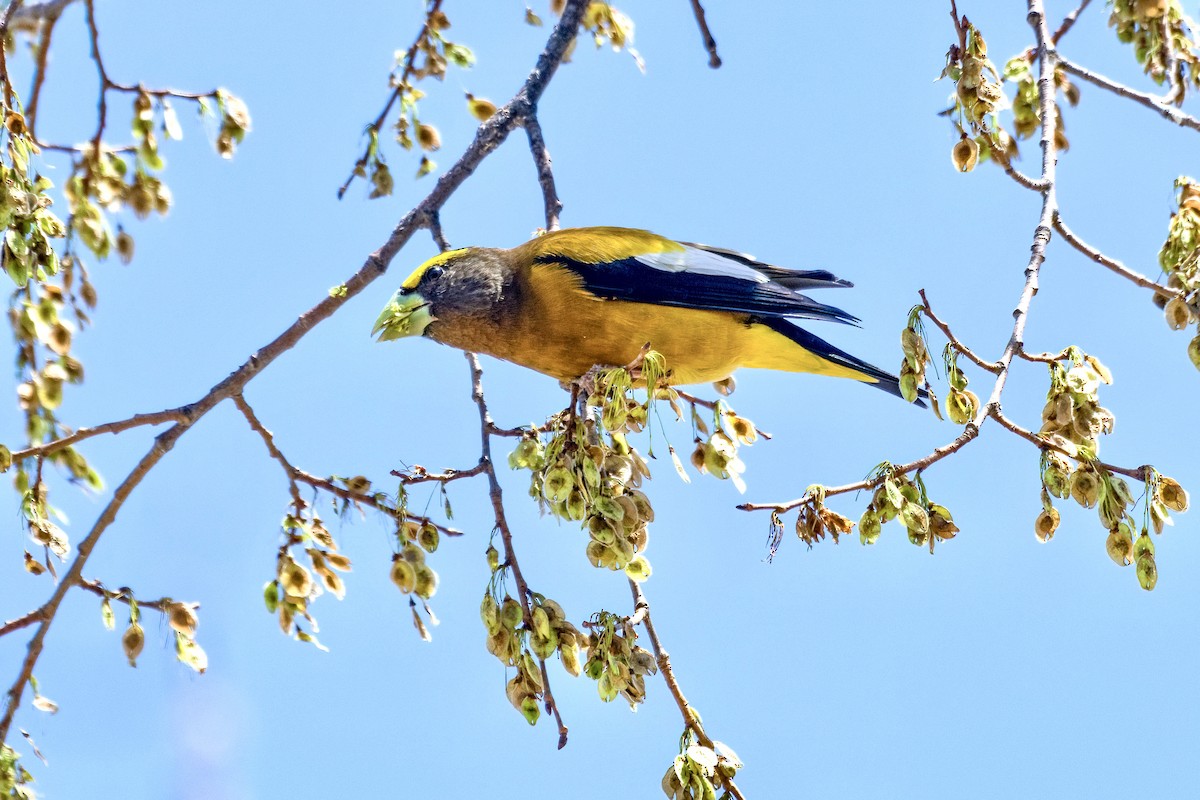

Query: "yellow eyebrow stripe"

xmin=401 ymin=248 xmax=469 ymax=290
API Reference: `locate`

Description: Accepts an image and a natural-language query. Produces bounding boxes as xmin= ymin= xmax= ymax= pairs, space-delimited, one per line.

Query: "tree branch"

xmin=232 ymin=393 xmax=305 ymax=512
xmin=523 ymin=114 xmax=562 ymax=232
xmin=1058 ymin=55 xmax=1200 ymax=132
xmin=1053 ymin=212 xmax=1180 ymax=300
xmin=1050 ymin=0 xmax=1091 ymax=45
xmin=629 ymin=579 xmax=745 ymax=800
xmin=9 ymin=407 xmax=191 ymax=461
xmin=918 ymin=289 xmax=1001 ymax=374
xmin=686 ymin=0 xmax=721 ymax=68
xmin=465 ymin=352 xmax=568 ymax=749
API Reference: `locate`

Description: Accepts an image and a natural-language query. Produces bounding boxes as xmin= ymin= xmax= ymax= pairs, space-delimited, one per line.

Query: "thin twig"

xmin=289 ymin=467 xmax=461 ymax=537
xmin=1050 ymin=0 xmax=1091 ymax=45
xmin=426 ymin=209 xmax=451 ymax=251
xmin=392 ymin=462 xmax=487 ymax=485
xmin=1058 ymin=55 xmax=1200 ymax=132
xmin=25 ymin=8 xmax=59 ymax=136
xmin=1053 ymin=213 xmax=1180 ymax=300
xmin=629 ymin=579 xmax=746 ymax=800
xmin=466 ymin=353 xmax=568 ymax=749
xmin=233 ymin=393 xmax=305 ymax=511
xmin=686 ymin=0 xmax=721 ymax=68
xmin=918 ymin=289 xmax=1001 ymax=374
xmin=0 ymin=609 xmax=45 ymax=638
xmin=523 ymin=114 xmax=562 ymax=231
xmin=9 ymin=407 xmax=190 ymax=461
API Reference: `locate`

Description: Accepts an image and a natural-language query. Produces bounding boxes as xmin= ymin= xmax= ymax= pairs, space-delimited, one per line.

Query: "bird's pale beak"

xmin=372 ymin=292 xmax=435 ymax=341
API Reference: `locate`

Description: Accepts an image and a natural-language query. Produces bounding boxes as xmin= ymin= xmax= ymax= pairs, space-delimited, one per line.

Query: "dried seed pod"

xmin=1034 ymin=507 xmax=1059 ymax=543
xmin=123 ymin=622 xmax=145 ymax=667
xmin=952 ymin=137 xmax=980 ymax=172
xmin=1157 ymin=476 xmax=1189 ymax=513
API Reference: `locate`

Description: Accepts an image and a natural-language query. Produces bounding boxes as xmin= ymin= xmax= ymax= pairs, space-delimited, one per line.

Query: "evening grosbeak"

xmin=373 ymin=226 xmax=916 ymax=400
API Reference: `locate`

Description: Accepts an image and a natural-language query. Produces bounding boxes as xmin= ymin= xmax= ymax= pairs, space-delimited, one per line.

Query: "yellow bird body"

xmin=375 ymin=226 xmax=912 ymax=399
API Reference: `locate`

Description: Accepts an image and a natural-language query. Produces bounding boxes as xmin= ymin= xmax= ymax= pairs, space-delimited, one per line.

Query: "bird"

xmin=373 ymin=226 xmax=918 ymax=400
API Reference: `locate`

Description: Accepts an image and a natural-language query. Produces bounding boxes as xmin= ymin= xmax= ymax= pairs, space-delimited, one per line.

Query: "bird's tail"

xmin=753 ymin=317 xmax=926 ymax=405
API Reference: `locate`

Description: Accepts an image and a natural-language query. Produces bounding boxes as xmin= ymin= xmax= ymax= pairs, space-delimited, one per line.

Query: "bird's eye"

xmin=427 ymin=265 xmax=445 ymax=281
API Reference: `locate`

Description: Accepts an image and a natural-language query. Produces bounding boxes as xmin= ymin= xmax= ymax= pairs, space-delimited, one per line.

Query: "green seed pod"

xmin=565 ymin=488 xmax=588 ymax=521
xmin=859 ymin=509 xmax=882 ymax=545
xmin=389 ymin=558 xmax=417 ymax=593
xmin=1136 ymin=554 xmax=1158 ymax=591
xmin=1070 ymin=469 xmax=1101 ymax=509
xmin=1106 ymin=524 xmax=1134 ymax=566
xmin=532 ymin=606 xmax=552 ymax=640
xmin=480 ymin=594 xmax=500 ymax=633
xmin=485 ymin=544 xmax=501 ymax=572
xmin=1133 ymin=531 xmax=1155 ymax=560
xmin=899 ymin=501 xmax=929 ymax=535
xmin=560 ymin=640 xmax=582 ymax=677
xmin=530 ymin=631 xmax=558 ymax=660
xmin=1188 ymin=334 xmax=1200 ymax=371
xmin=1042 ymin=455 xmax=1072 ymax=499
xmin=542 ymin=468 xmax=574 ymax=503
xmin=413 ymin=564 xmax=438 ymax=599
xmin=519 ymin=695 xmax=540 ymax=725
xmin=417 ymin=523 xmax=439 ymax=554
xmin=500 ymin=596 xmax=523 ymax=630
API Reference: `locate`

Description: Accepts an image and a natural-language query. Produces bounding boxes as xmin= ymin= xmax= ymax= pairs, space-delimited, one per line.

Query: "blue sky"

xmin=1 ymin=1 xmax=1198 ymax=798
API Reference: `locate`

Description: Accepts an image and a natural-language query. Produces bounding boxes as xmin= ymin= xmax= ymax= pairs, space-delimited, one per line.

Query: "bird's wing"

xmin=524 ymin=227 xmax=859 ymax=325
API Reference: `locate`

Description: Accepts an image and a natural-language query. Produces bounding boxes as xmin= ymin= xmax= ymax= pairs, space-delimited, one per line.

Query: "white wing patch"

xmin=634 ymin=246 xmax=768 ymax=283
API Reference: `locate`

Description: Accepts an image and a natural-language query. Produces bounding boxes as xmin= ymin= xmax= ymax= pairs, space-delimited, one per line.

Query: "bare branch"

xmin=233 ymin=393 xmax=305 ymax=511
xmin=1053 ymin=213 xmax=1180 ymax=300
xmin=523 ymin=114 xmax=562 ymax=231
xmin=629 ymin=579 xmax=745 ymax=800
xmin=687 ymin=0 xmax=722 ymax=68
xmin=1050 ymin=0 xmax=1092 ymax=45
xmin=918 ymin=289 xmax=1001 ymax=374
xmin=9 ymin=407 xmax=191 ymax=461
xmin=466 ymin=352 xmax=568 ymax=749
xmin=392 ymin=462 xmax=487 ymax=485
xmin=1058 ymin=55 xmax=1200 ymax=132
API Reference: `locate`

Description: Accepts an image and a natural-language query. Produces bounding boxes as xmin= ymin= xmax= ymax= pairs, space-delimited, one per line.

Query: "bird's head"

xmin=372 ymin=247 xmax=510 ymax=341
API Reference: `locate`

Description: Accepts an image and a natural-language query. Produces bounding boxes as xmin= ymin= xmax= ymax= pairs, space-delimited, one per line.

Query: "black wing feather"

xmin=679 ymin=242 xmax=854 ymax=291
xmin=539 ymin=255 xmax=860 ymax=325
